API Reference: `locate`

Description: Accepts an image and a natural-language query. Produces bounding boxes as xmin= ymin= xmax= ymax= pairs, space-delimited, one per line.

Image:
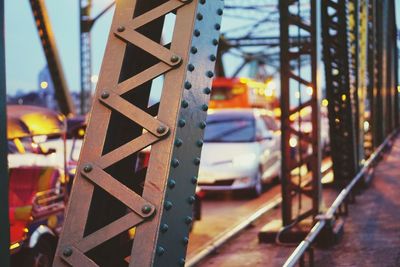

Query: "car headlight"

xmin=232 ymin=153 xmax=257 ymax=167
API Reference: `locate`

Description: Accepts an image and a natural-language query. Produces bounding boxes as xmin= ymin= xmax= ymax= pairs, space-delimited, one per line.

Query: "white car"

xmin=198 ymin=109 xmax=281 ymax=197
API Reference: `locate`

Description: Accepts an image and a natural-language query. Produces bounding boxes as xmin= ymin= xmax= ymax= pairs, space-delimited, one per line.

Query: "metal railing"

xmin=283 ymin=130 xmax=398 ymax=267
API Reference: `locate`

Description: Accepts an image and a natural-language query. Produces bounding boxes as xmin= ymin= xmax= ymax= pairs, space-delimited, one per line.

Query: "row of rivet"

xmin=157 ymin=1 xmax=223 ymax=265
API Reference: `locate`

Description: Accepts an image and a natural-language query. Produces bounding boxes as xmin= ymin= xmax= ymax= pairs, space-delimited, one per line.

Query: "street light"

xmin=40 ymin=81 xmax=48 ymax=89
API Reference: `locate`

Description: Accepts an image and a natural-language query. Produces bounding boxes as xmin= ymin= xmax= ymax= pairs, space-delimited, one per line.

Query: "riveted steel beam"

xmin=54 ymin=0 xmax=222 ymax=266
xmin=322 ymin=0 xmax=358 ymax=184
xmin=279 ymin=0 xmax=321 ymax=226
xmin=28 ymin=0 xmax=75 ymax=116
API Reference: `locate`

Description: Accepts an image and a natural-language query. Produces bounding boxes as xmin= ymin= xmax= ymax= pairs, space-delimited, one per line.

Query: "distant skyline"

xmin=5 ymin=1 xmax=400 ymax=95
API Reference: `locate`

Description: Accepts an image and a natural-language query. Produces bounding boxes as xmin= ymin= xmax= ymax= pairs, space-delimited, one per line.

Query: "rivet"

xmin=184 ymin=81 xmax=192 ymax=89
xmin=157 ymin=126 xmax=166 ymax=134
xmin=168 ymin=179 xmax=176 ymax=189
xmin=63 ymin=247 xmax=73 ymax=257
xmin=117 ymin=26 xmax=125 ymax=32
xmin=185 ymin=216 xmax=193 ymax=225
xmin=199 ymin=121 xmax=207 ymax=129
xmin=188 ymin=196 xmax=196 ymax=204
xmin=172 ymin=158 xmax=180 ymax=168
xmin=196 ymin=140 xmax=204 ymax=147
xmin=175 ymin=138 xmax=183 ymax=147
xmin=170 ymin=55 xmax=181 ymax=63
xmin=101 ymin=91 xmax=110 ymax=99
xmin=156 ymin=246 xmax=165 ymax=256
xmin=181 ymin=100 xmax=189 ymax=108
xmin=164 ymin=201 xmax=173 ymax=210
xmin=188 ymin=64 xmax=195 ymax=72
xmin=203 ymin=87 xmax=211 ymax=94
xmin=212 ymin=39 xmax=219 ymax=46
xmin=197 ymin=13 xmax=203 ymax=20
xmin=201 ymin=104 xmax=209 ymax=111
xmin=209 ymin=55 xmax=216 ymax=61
xmin=179 ymin=258 xmax=185 ymax=267
xmin=206 ymin=71 xmax=214 ymax=78
xmin=194 ymin=29 xmax=200 ymax=37
xmin=217 ymin=8 xmax=223 ymax=15
xmin=191 ymin=46 xmax=198 ymax=54
xmin=193 ymin=157 xmax=201 ymax=165
xmin=215 ymin=23 xmax=221 ymax=30
xmin=160 ymin=223 xmax=169 ymax=233
xmin=178 ymin=119 xmax=186 ymax=127
xmin=83 ymin=164 xmax=93 ymax=173
xmin=183 ymin=237 xmax=189 ymax=245
xmin=141 ymin=204 xmax=152 ymax=214
xmin=191 ymin=176 xmax=198 ymax=184
xmin=200 ymin=0 xmax=206 ymax=4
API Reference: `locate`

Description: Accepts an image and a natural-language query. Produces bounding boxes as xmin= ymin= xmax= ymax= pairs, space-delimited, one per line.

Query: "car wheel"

xmin=26 ymin=238 xmax=55 ymax=267
xmin=251 ymin=171 xmax=263 ymax=198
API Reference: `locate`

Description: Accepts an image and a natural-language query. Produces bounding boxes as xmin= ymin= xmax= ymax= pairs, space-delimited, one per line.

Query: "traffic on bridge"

xmin=0 ymin=0 xmax=399 ymax=267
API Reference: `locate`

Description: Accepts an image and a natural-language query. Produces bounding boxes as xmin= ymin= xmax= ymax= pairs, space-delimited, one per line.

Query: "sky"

xmin=4 ymin=1 xmax=400 ymax=95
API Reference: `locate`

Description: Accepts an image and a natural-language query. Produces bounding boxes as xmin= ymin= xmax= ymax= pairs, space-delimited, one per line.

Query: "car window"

xmin=262 ymin=115 xmax=279 ymax=131
xmin=255 ymin=117 xmax=269 ymax=138
xmin=204 ymin=117 xmax=255 ymax=143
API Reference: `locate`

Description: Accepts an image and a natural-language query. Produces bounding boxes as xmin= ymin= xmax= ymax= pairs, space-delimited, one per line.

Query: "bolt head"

xmin=191 ymin=47 xmax=198 ymax=54
xmin=170 ymin=55 xmax=181 ymax=63
xmin=175 ymin=138 xmax=183 ymax=147
xmin=101 ymin=91 xmax=110 ymax=99
xmin=63 ymin=247 xmax=73 ymax=257
xmin=83 ymin=164 xmax=93 ymax=173
xmin=117 ymin=26 xmax=125 ymax=32
xmin=164 ymin=201 xmax=173 ymax=210
xmin=157 ymin=126 xmax=167 ymax=134
xmin=188 ymin=196 xmax=196 ymax=204
xmin=168 ymin=179 xmax=176 ymax=189
xmin=156 ymin=246 xmax=165 ymax=256
xmin=203 ymin=87 xmax=211 ymax=94
xmin=172 ymin=158 xmax=180 ymax=168
xmin=141 ymin=204 xmax=152 ymax=214
xmin=160 ymin=223 xmax=169 ymax=233
xmin=199 ymin=121 xmax=207 ymax=129
xmin=193 ymin=157 xmax=201 ymax=165
xmin=181 ymin=100 xmax=189 ymax=108
xmin=185 ymin=216 xmax=193 ymax=225
xmin=196 ymin=140 xmax=204 ymax=147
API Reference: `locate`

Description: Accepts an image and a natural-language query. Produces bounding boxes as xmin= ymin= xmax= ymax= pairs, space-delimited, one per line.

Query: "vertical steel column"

xmin=366 ymin=0 xmax=378 ymax=153
xmin=279 ymin=0 xmax=321 ymax=226
xmin=54 ymin=0 xmax=223 ymax=266
xmin=0 ymin=1 xmax=9 ymax=265
xmin=79 ymin=0 xmax=93 ymax=115
xmin=28 ymin=0 xmax=75 ymax=115
xmin=322 ymin=0 xmax=358 ymax=184
xmin=348 ymin=0 xmax=362 ymax=165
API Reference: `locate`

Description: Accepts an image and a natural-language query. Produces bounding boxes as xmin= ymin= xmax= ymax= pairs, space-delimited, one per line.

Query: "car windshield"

xmin=204 ymin=115 xmax=255 ymax=143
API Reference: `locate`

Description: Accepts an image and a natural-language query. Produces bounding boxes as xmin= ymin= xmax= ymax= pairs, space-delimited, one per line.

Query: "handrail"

xmin=283 ymin=130 xmax=397 ymax=267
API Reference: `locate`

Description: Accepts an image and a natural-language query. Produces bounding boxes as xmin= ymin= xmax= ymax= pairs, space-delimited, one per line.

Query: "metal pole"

xmin=28 ymin=0 xmax=75 ymax=116
xmin=0 ymin=0 xmax=10 ymax=265
xmin=79 ymin=0 xmax=92 ymax=115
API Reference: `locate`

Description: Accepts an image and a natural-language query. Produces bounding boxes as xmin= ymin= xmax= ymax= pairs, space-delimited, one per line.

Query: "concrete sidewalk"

xmin=314 ymin=137 xmax=400 ymax=267
xmin=196 ymin=136 xmax=400 ymax=267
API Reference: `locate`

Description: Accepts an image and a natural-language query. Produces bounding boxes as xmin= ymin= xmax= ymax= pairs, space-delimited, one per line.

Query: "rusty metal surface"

xmin=279 ymin=0 xmax=321 ymax=226
xmin=54 ymin=0 xmax=222 ymax=266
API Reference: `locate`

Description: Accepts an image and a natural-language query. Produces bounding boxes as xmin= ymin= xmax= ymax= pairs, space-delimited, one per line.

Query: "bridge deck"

xmin=196 ymin=136 xmax=400 ymax=267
